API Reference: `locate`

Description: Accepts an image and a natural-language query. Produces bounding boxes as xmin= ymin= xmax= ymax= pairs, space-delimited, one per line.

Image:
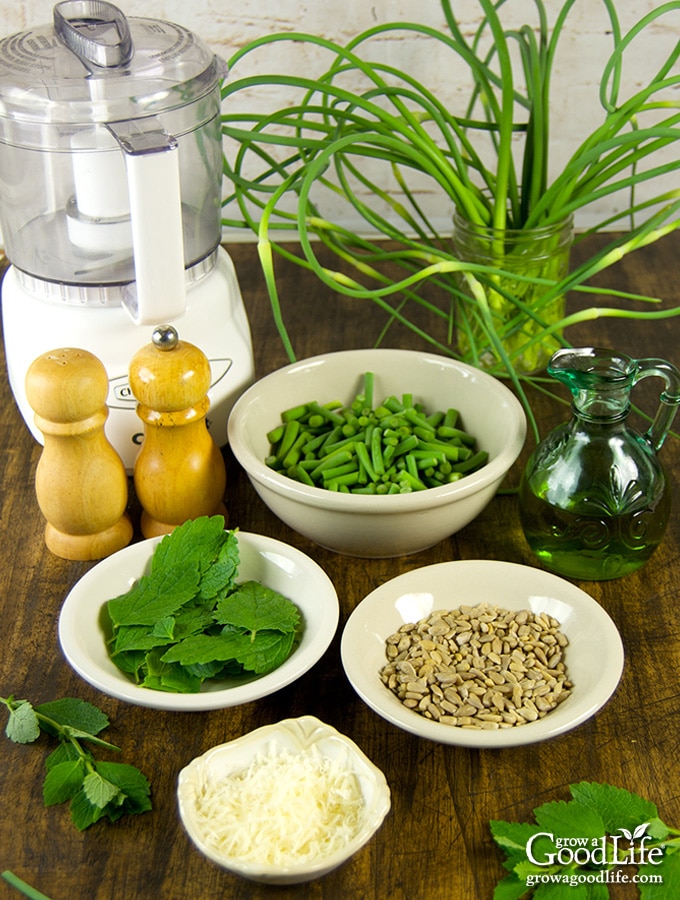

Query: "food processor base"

xmin=1 ymin=246 xmax=255 ymax=471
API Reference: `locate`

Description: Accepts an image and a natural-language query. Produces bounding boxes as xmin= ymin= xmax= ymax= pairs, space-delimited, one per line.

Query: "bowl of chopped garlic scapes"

xmin=227 ymin=349 xmax=526 ymax=557
xmin=341 ymin=560 xmax=624 ymax=748
xmin=177 ymin=716 xmax=391 ymax=884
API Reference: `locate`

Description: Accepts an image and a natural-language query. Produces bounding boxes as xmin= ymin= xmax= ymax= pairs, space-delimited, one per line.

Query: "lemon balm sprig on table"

xmin=221 ymin=0 xmax=680 ymax=439
xmin=0 ymin=695 xmax=151 ymax=831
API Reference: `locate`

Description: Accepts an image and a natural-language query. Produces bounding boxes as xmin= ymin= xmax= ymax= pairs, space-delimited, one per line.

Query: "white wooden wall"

xmin=1 ymin=1 xmax=678 ymax=236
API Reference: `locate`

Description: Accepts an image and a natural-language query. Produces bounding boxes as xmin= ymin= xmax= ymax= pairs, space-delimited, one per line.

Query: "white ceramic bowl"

xmin=341 ymin=560 xmax=624 ymax=748
xmin=58 ymin=532 xmax=339 ymax=711
xmin=227 ymin=349 xmax=526 ymax=557
xmin=177 ymin=715 xmax=391 ymax=884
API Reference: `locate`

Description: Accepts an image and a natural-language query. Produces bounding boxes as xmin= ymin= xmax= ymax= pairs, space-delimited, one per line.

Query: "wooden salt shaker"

xmin=129 ymin=325 xmax=227 ymax=538
xmin=25 ymin=348 xmax=133 ymax=560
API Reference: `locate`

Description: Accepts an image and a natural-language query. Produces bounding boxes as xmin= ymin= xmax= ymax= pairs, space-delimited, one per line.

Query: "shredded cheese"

xmin=192 ymin=744 xmax=365 ymax=867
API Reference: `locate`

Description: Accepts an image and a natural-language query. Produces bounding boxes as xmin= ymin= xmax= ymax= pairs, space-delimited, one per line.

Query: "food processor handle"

xmin=108 ymin=122 xmax=187 ymax=326
xmin=54 ymin=0 xmax=133 ymax=67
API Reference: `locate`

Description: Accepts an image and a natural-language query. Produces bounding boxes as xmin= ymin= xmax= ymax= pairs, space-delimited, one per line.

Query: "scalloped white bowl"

xmin=58 ymin=532 xmax=339 ymax=711
xmin=227 ymin=349 xmax=526 ymax=557
xmin=341 ymin=560 xmax=624 ymax=748
xmin=177 ymin=716 xmax=391 ymax=884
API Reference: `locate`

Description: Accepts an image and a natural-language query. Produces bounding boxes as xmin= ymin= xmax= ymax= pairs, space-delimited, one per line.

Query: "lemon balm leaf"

xmin=43 ymin=760 xmax=86 ymax=806
xmin=3 ymin=699 xmax=40 ymax=743
xmin=34 ymin=698 xmax=109 ymax=737
xmin=233 ymin=629 xmax=297 ymax=674
xmin=160 ymin=627 xmax=296 ymax=675
xmin=160 ymin=632 xmax=251 ymax=666
xmin=215 ymin=581 xmax=301 ymax=634
xmin=94 ymin=762 xmax=152 ymax=815
xmin=199 ymin=532 xmax=241 ymax=599
xmin=151 ymin=514 xmax=229 ymax=572
xmin=83 ymin=771 xmax=122 ymax=809
xmin=490 ymin=819 xmax=545 ymax=856
xmin=491 ymin=873 xmax=531 ymax=900
xmin=69 ymin=788 xmax=108 ymax=831
xmin=107 ymin=564 xmax=201 ymax=627
xmin=569 ymin=782 xmax=660 ymax=835
xmin=639 ymin=850 xmax=680 ymax=899
xmin=111 ymin=624 xmax=174 ymax=655
xmin=533 ymin=798 xmax=605 ymax=839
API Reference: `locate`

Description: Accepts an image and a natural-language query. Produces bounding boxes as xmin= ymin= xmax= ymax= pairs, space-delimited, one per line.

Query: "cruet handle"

xmin=634 ymin=359 xmax=680 ymax=452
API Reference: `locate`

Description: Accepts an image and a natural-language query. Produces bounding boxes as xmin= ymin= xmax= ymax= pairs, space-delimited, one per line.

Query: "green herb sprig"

xmin=0 ymin=695 xmax=151 ymax=831
xmin=106 ymin=516 xmax=302 ymax=693
xmin=491 ymin=781 xmax=680 ymax=898
xmin=220 ymin=0 xmax=680 ymax=439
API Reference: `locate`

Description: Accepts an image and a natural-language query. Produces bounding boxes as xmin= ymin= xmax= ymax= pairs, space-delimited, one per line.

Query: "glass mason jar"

xmin=452 ymin=211 xmax=574 ymax=375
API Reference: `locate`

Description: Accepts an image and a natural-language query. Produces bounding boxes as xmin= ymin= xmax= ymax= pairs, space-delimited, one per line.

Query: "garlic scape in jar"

xmin=221 ymin=0 xmax=680 ymax=440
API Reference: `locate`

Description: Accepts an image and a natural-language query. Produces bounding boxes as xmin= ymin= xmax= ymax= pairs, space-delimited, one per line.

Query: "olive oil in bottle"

xmin=519 ymin=347 xmax=680 ymax=581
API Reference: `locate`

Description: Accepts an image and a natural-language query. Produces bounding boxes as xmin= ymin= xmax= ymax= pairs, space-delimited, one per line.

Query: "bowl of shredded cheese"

xmin=177 ymin=715 xmax=391 ymax=884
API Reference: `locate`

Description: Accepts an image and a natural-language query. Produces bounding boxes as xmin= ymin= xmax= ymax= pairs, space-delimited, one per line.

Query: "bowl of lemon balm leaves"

xmin=177 ymin=716 xmax=391 ymax=884
xmin=58 ymin=516 xmax=339 ymax=711
xmin=227 ymin=349 xmax=526 ymax=557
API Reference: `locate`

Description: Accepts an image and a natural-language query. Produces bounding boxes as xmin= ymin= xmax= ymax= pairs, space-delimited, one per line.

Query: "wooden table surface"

xmin=1 ymin=235 xmax=680 ymax=900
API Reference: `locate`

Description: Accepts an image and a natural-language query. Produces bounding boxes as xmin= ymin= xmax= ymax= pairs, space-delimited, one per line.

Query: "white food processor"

xmin=0 ymin=1 xmax=254 ymax=470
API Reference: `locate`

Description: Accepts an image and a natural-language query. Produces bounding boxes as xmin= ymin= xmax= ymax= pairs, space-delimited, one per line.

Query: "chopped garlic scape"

xmin=193 ymin=744 xmax=365 ymax=867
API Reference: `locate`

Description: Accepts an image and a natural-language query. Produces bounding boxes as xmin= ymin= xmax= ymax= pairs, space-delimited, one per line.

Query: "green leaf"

xmin=534 ymin=884 xmax=591 ymax=899
xmin=151 ymin=515 xmax=228 ymax=573
xmin=5 ymin=700 xmax=40 ymax=743
xmin=491 ymin=819 xmax=546 ymax=854
xmin=34 ymin=697 xmax=110 ymax=737
xmin=186 ymin=659 xmax=230 ymax=680
xmin=646 ymin=817 xmax=671 ymax=841
xmin=533 ymin=798 xmax=605 ymax=840
xmin=94 ymin=761 xmax=152 ymax=815
xmin=199 ymin=532 xmax=240 ymax=599
xmin=82 ymin=770 xmax=121 ymax=809
xmin=569 ymin=782 xmax=660 ymax=835
xmin=160 ymin=631 xmax=251 ymax=666
xmin=108 ymin=649 xmax=148 ymax=681
xmin=107 ymin=564 xmax=201 ymax=627
xmin=43 ymin=760 xmax=85 ymax=806
xmin=160 ymin=627 xmax=296 ymax=675
xmin=639 ymin=847 xmax=680 ymax=898
xmin=215 ymin=580 xmax=301 ymax=634
xmin=141 ymin=649 xmax=202 ymax=693
xmin=151 ymin=616 xmax=176 ymax=640
xmin=69 ymin=787 xmax=106 ymax=831
xmin=232 ymin=628 xmax=297 ymax=674
xmin=492 ymin=873 xmax=531 ymax=900
xmin=172 ymin=603 xmax=218 ymax=638
xmin=45 ymin=742 xmax=81 ymax=771
xmin=111 ymin=625 xmax=173 ymax=655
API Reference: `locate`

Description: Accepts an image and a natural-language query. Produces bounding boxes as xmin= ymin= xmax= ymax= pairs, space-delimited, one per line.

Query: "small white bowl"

xmin=177 ymin=716 xmax=391 ymax=884
xmin=341 ymin=560 xmax=624 ymax=748
xmin=58 ymin=532 xmax=339 ymax=711
xmin=227 ymin=349 xmax=526 ymax=557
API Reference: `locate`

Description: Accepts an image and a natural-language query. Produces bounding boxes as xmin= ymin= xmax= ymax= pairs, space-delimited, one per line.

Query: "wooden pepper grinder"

xmin=25 ymin=348 xmax=133 ymax=560
xmin=129 ymin=325 xmax=227 ymax=538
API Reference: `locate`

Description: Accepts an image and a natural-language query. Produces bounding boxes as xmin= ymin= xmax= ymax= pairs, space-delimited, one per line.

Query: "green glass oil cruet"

xmin=519 ymin=347 xmax=680 ymax=580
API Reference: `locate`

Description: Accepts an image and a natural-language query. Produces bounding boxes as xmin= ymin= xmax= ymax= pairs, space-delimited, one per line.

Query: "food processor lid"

xmin=0 ymin=1 xmax=225 ymax=129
